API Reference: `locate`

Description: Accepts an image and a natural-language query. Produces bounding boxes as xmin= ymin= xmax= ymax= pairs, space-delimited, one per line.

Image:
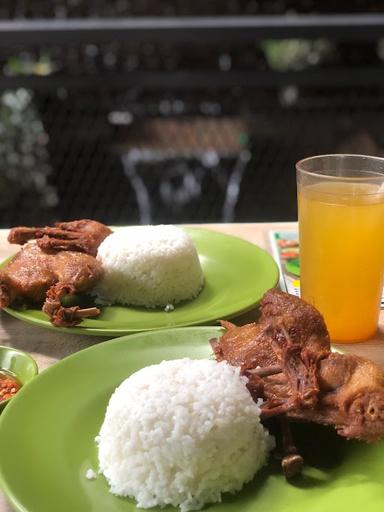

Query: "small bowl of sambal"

xmin=0 ymin=346 xmax=38 ymax=412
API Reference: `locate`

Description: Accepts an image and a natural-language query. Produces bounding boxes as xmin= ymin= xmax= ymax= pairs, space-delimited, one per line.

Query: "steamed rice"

xmin=94 ymin=225 xmax=204 ymax=307
xmin=97 ymin=358 xmax=274 ymax=512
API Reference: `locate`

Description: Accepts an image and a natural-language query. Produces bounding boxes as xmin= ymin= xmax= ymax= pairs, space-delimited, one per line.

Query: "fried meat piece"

xmin=213 ymin=289 xmax=384 ymax=442
xmin=0 ymin=243 xmax=102 ymax=327
xmin=8 ymin=219 xmax=111 ymax=256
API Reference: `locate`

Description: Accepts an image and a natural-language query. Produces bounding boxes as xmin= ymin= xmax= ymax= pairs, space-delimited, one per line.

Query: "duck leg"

xmin=280 ymin=418 xmax=304 ymax=478
xmin=43 ymin=283 xmax=100 ymax=327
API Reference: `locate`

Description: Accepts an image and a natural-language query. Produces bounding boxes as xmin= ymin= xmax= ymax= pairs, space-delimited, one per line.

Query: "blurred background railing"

xmin=1 ymin=1 xmax=384 ymax=226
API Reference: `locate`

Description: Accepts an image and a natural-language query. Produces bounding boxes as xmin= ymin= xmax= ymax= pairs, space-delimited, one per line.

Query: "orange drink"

xmin=297 ymin=155 xmax=384 ymax=342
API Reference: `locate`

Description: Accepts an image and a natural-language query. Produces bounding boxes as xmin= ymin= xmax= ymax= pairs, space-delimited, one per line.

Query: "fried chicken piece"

xmin=8 ymin=219 xmax=112 ymax=256
xmin=212 ymin=289 xmax=384 ymax=442
xmin=0 ymin=243 xmax=102 ymax=327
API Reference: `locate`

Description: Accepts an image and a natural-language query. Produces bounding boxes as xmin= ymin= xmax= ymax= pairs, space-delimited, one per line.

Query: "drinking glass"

xmin=296 ymin=154 xmax=384 ymax=342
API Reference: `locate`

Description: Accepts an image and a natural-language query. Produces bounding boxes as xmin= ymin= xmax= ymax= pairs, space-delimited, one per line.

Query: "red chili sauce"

xmin=0 ymin=370 xmax=21 ymax=402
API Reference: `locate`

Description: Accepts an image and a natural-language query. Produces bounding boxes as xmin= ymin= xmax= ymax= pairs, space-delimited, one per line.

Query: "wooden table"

xmin=1 ymin=222 xmax=384 ymax=511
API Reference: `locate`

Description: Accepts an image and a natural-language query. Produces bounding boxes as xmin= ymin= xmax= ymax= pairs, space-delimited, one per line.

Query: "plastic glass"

xmin=296 ymin=154 xmax=384 ymax=342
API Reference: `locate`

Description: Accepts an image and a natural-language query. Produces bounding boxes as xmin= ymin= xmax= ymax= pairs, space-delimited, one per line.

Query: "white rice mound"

xmin=97 ymin=358 xmax=274 ymax=512
xmin=94 ymin=225 xmax=204 ymax=307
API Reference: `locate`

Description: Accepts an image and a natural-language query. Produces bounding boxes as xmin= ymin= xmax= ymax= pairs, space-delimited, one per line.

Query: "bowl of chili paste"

xmin=0 ymin=346 xmax=38 ymax=411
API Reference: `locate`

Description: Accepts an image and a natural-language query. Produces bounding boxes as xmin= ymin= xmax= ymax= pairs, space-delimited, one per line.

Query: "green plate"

xmin=3 ymin=227 xmax=279 ymax=336
xmin=1 ymin=328 xmax=384 ymax=512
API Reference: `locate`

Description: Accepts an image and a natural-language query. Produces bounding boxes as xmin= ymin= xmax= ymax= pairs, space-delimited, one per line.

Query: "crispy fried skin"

xmin=0 ymin=242 xmax=103 ymax=327
xmin=291 ymin=353 xmax=384 ymax=441
xmin=213 ymin=289 xmax=384 ymax=442
xmin=8 ymin=219 xmax=111 ymax=256
xmin=215 ymin=290 xmax=331 ymax=411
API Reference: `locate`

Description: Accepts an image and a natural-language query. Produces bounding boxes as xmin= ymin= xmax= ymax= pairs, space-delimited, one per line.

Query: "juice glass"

xmin=296 ymin=154 xmax=384 ymax=342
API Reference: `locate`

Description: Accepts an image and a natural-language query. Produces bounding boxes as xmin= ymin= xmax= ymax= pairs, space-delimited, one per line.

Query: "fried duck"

xmin=212 ymin=289 xmax=384 ymax=443
xmin=0 ymin=219 xmax=111 ymax=327
xmin=8 ymin=219 xmax=112 ymax=256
